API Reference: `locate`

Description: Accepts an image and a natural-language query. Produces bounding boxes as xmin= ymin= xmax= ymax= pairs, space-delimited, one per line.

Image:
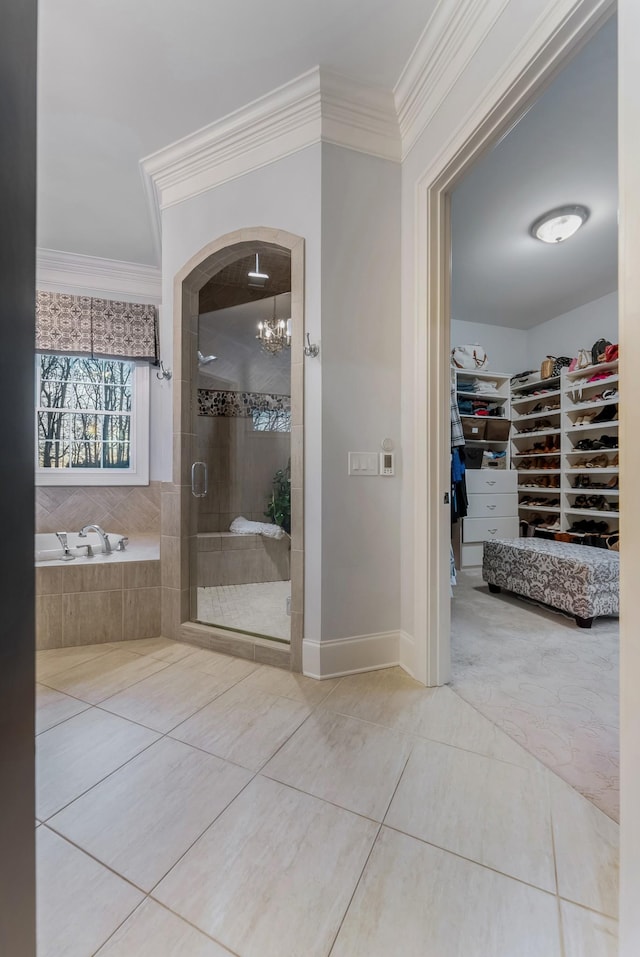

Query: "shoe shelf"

xmin=512 ymin=408 xmax=561 ymax=423
xmin=511 ymin=359 xmax=620 ymax=537
xmin=512 ymin=428 xmax=562 ymax=440
xmin=511 ymin=389 xmax=561 ymax=407
xmin=519 ymin=504 xmax=562 ymax=513
xmin=565 ymin=396 xmax=618 ymax=415
xmin=565 ymin=508 xmax=619 ymax=519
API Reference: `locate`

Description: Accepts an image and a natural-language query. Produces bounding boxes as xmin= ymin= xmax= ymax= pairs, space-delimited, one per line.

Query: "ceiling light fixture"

xmin=197 ymin=350 xmax=217 ymax=366
xmin=256 ymin=297 xmax=291 ymax=356
xmin=530 ymin=205 xmax=589 ymax=244
xmin=248 ymin=252 xmax=269 ymax=287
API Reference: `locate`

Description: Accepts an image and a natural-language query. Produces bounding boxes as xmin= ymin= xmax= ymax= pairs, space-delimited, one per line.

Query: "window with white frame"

xmin=35 ymin=354 xmax=149 ymax=485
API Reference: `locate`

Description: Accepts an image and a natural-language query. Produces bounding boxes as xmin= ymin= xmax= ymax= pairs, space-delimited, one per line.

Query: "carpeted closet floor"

xmin=451 ymin=568 xmax=619 ymax=821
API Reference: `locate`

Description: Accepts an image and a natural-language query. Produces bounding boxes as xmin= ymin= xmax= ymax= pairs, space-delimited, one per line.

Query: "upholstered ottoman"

xmin=482 ymin=538 xmax=619 ymax=628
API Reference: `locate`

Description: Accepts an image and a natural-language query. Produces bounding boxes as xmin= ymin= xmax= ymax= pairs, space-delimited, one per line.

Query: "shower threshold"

xmin=196 ymin=580 xmax=291 ymax=643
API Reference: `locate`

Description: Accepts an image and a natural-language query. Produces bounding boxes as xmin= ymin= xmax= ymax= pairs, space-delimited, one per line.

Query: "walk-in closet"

xmin=447 ymin=18 xmax=619 ymax=825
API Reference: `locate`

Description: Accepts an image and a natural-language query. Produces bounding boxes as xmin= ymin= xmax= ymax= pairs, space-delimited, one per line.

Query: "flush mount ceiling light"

xmin=248 ymin=253 xmax=269 ymax=288
xmin=197 ymin=350 xmax=217 ymax=366
xmin=530 ymin=205 xmax=589 ymax=244
xmin=256 ymin=297 xmax=291 ymax=356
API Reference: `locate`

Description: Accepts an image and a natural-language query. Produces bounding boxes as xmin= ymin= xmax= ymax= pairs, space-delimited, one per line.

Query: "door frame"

xmin=413 ymin=0 xmax=616 ymax=687
xmin=161 ymin=227 xmax=305 ymax=672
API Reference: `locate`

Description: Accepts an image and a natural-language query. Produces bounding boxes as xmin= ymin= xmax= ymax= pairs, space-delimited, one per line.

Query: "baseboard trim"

xmin=398 ymin=629 xmax=419 ymax=680
xmin=302 ymin=630 xmax=400 ymax=679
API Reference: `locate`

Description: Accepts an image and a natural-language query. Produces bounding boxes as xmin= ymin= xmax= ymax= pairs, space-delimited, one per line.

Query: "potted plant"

xmin=265 ymin=460 xmax=291 ymax=535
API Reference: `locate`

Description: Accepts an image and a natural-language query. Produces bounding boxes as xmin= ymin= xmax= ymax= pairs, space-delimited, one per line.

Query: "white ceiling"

xmin=37 ymin=0 xmax=436 ymax=266
xmin=451 ymin=18 xmax=617 ymax=330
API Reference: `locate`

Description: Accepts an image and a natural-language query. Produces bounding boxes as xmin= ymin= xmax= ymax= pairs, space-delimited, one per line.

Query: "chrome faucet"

xmin=55 ymin=532 xmax=75 ymax=561
xmin=78 ymin=524 xmax=112 ymax=554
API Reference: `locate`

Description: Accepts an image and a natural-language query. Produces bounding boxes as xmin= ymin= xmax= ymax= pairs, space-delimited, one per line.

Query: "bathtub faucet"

xmin=78 ymin=524 xmax=112 ymax=555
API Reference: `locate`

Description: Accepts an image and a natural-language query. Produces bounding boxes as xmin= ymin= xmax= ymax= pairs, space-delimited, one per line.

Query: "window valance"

xmin=35 ymin=291 xmax=158 ymax=363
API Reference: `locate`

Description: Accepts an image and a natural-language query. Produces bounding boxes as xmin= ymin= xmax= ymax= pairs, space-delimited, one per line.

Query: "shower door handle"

xmin=191 ymin=461 xmax=208 ymax=498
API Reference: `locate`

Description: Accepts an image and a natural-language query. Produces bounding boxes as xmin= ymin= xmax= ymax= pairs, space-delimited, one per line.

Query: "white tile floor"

xmin=36 ymin=639 xmax=619 ymax=957
xmin=197 ymin=581 xmax=291 ymax=642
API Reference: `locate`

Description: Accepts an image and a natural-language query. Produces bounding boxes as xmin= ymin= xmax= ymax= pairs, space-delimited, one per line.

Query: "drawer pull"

xmin=486 ymin=504 xmax=497 ymax=510
xmin=486 ymin=480 xmax=496 ymax=486
xmin=488 ymin=528 xmax=498 ymax=534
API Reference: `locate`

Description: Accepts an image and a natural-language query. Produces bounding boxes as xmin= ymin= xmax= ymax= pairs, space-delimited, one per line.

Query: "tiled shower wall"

xmin=35 ymin=481 xmax=161 ymax=536
xmin=194 ymin=416 xmax=290 ymax=533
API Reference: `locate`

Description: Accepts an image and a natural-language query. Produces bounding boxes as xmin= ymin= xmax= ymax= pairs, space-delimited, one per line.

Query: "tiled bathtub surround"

xmin=36 ymin=550 xmax=161 ymax=649
xmin=36 ymin=482 xmax=161 ymax=536
xmin=197 ymin=389 xmax=290 ymax=417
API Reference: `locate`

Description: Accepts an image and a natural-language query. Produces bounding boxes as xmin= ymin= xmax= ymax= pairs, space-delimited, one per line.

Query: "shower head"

xmin=198 ymin=350 xmax=217 ymax=365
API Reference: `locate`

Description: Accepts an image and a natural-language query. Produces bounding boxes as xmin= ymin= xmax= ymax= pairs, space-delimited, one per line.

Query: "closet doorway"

xmin=447 ymin=19 xmax=619 ymax=822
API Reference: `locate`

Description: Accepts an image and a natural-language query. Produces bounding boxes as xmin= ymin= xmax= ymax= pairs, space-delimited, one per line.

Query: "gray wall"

xmin=0 ymin=1 xmax=36 ymax=953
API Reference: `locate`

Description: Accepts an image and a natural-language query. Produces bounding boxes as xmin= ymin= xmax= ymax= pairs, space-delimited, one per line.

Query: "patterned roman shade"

xmin=35 ymin=291 xmax=158 ymax=362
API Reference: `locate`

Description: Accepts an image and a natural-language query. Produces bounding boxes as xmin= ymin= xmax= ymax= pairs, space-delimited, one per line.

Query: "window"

xmin=251 ymin=408 xmax=291 ymax=432
xmin=35 ymin=354 xmax=149 ymax=486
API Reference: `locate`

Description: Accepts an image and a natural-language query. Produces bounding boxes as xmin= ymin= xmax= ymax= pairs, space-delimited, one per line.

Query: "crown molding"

xmin=36 ymin=248 xmax=162 ymax=303
xmin=140 ymin=66 xmax=400 ymax=231
xmin=394 ymin=0 xmax=512 ymax=159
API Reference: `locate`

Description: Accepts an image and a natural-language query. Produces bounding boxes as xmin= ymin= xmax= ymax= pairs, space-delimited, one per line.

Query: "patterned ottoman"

xmin=482 ymin=538 xmax=619 ymax=628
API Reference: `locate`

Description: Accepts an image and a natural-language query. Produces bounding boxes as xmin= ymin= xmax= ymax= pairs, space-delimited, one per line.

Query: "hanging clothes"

xmin=451 ymin=380 xmax=465 ymax=448
xmin=451 ymin=447 xmax=468 ymax=523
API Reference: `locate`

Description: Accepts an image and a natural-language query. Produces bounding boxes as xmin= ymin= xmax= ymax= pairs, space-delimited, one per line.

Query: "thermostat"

xmin=379 ymin=452 xmax=395 ymax=475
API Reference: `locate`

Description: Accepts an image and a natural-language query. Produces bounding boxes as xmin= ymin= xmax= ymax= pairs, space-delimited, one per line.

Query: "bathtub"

xmin=35 ymin=531 xmax=160 ymax=565
xmin=35 ymin=532 xmax=161 ymax=649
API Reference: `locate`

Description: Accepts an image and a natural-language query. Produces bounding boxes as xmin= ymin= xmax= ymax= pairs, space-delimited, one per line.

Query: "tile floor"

xmin=197 ymin=581 xmax=291 ymax=642
xmin=451 ymin=568 xmax=619 ymax=820
xmin=36 ymin=638 xmax=619 ymax=956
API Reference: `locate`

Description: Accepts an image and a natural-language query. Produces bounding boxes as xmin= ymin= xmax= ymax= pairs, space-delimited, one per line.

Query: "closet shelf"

xmin=514 ymin=468 xmax=561 ymax=475
xmin=512 ymin=408 xmax=561 ymax=422
xmin=457 ymin=392 xmax=508 ymax=402
xmin=460 ymin=414 xmax=508 ymax=420
xmin=511 ymin=388 xmax=561 ymax=405
xmin=565 ymin=448 xmax=618 ymax=455
xmin=513 ymin=451 xmax=560 ymax=458
xmin=565 ymin=360 xmax=619 ymax=380
xmin=567 ymin=488 xmax=619 ymax=496
xmin=512 ymin=428 xmax=562 ymax=440
xmin=511 ymin=375 xmax=560 ymax=394
xmin=567 ymin=467 xmax=619 ymax=474
xmin=518 ymin=505 xmax=562 ymax=513
xmin=564 ymin=382 xmax=619 ymax=403
xmin=566 ymin=508 xmax=620 ymax=519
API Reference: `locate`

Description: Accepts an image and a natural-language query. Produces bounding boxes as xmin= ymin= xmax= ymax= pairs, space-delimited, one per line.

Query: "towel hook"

xmin=156 ymin=361 xmax=173 ymax=381
xmin=303 ymin=333 xmax=319 ymax=358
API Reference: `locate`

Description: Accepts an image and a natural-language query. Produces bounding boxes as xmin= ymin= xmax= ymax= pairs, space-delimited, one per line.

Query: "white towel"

xmin=230 ymin=516 xmax=285 ymax=540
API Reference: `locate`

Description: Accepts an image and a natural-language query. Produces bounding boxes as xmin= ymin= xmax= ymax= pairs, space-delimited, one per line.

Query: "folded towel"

xmin=230 ymin=516 xmax=285 ymax=540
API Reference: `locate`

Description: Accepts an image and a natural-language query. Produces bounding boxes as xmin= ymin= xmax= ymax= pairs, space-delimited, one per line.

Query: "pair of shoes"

xmin=574 ymin=494 xmax=609 ymax=510
xmin=570 ymin=519 xmax=610 ymax=534
xmin=590 ymin=403 xmax=618 ymax=425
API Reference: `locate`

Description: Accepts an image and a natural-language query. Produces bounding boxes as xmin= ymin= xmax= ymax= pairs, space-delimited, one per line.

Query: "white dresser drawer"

xmin=462 ymin=517 xmax=519 ymax=543
xmin=466 ymin=493 xmax=517 ymax=519
xmin=465 ymin=470 xmax=517 ymax=494
xmin=461 ymin=543 xmax=484 ymax=567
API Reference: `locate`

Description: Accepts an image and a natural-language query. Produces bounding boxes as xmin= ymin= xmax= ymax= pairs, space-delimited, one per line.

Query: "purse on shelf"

xmin=540 ymin=355 xmax=571 ymax=378
xmin=604 ymin=343 xmax=618 ymax=362
xmin=452 ymin=344 xmax=488 ymax=370
xmin=569 ymin=348 xmax=592 ymax=372
xmin=591 ymin=338 xmax=612 ymax=365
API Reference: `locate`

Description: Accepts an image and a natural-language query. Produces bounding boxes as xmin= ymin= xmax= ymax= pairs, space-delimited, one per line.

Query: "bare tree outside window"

xmin=36 ymin=355 xmax=133 ymax=470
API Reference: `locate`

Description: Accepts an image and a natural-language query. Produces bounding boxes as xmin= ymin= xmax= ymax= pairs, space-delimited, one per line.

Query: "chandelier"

xmin=256 ymin=298 xmax=291 ymax=355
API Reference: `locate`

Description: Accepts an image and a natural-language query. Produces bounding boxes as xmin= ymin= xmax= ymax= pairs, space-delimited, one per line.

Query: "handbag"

xmin=551 ymin=356 xmax=572 ymax=376
xmin=604 ymin=343 xmax=618 ymax=362
xmin=451 ymin=344 xmax=488 ymax=370
xmin=569 ymin=348 xmax=592 ymax=372
xmin=591 ymin=338 xmax=612 ymax=365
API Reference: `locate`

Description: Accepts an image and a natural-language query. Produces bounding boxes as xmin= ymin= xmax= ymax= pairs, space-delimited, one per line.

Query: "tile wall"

xmin=35 ymin=482 xmax=161 ymax=536
xmin=35 ymin=560 xmax=161 ymax=650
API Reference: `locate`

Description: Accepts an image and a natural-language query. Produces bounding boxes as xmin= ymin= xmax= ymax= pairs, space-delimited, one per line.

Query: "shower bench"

xmin=482 ymin=537 xmax=619 ymax=628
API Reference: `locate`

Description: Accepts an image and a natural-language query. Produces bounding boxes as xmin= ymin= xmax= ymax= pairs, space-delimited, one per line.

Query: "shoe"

xmin=590 ymin=403 xmax=618 ymax=424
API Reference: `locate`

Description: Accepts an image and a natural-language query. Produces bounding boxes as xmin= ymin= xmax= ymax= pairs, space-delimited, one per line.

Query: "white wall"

xmin=320 ymin=143 xmax=401 ymax=640
xmin=160 ymin=145 xmax=323 ymax=640
xmin=159 ymin=141 xmax=402 ymax=653
xmin=451 ymin=318 xmax=528 ymax=374
xmin=526 ymin=290 xmax=618 ymax=367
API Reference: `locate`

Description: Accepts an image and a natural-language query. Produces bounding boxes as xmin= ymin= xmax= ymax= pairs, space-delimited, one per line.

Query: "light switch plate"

xmin=348 ymin=452 xmax=379 ymax=476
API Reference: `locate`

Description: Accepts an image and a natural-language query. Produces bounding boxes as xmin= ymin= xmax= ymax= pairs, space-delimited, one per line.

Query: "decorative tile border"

xmin=198 ymin=388 xmax=291 ymax=417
